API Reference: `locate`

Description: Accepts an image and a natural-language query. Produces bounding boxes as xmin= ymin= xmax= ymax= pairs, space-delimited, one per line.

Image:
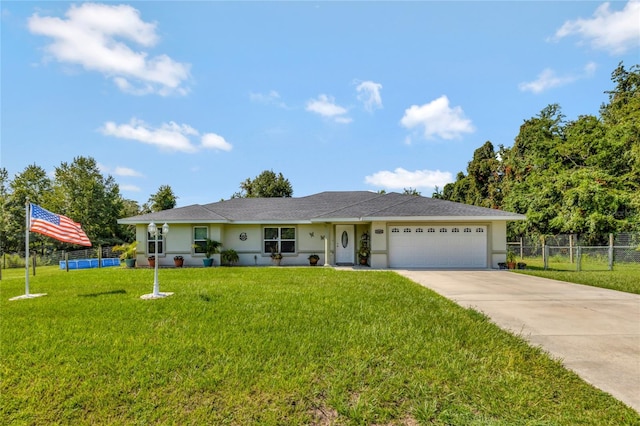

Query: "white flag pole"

xmin=10 ymin=200 xmax=46 ymax=300
xmin=25 ymin=200 xmax=30 ymax=296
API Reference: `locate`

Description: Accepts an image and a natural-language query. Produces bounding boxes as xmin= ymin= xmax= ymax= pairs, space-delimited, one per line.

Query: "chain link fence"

xmin=508 ymin=233 xmax=640 ymax=271
xmin=1 ymin=246 xmax=119 ymax=270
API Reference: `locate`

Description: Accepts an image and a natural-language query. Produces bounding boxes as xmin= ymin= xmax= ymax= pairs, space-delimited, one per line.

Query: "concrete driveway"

xmin=395 ymin=269 xmax=640 ymax=413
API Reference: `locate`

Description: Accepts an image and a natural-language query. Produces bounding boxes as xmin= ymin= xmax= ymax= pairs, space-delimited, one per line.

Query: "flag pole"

xmin=10 ymin=199 xmax=46 ymax=300
xmin=25 ymin=199 xmax=30 ymax=296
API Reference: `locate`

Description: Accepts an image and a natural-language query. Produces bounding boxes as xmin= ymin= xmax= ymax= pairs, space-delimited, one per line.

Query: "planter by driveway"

xmin=395 ymin=269 xmax=640 ymax=413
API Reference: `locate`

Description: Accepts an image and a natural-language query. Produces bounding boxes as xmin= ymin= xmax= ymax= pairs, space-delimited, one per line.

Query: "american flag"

xmin=29 ymin=204 xmax=92 ymax=246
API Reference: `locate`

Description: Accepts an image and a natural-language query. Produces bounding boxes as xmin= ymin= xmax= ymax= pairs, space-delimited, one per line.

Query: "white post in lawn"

xmin=141 ymin=222 xmax=173 ymax=300
xmin=10 ymin=200 xmax=47 ymax=301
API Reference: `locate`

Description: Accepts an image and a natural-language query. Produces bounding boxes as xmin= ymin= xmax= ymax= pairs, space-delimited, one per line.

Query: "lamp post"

xmin=141 ymin=222 xmax=173 ymax=299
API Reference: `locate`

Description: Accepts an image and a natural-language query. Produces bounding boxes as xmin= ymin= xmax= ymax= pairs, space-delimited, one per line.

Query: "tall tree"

xmin=50 ymin=156 xmax=123 ymax=246
xmin=147 ymin=185 xmax=178 ymax=212
xmin=5 ymin=164 xmax=53 ymax=253
xmin=233 ymin=170 xmax=293 ymax=198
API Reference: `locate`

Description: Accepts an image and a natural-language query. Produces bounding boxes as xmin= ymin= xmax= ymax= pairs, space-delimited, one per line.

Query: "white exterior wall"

xmin=370 ymin=221 xmax=388 ymax=268
xmin=133 ymin=220 xmax=512 ymax=269
xmin=490 ymin=220 xmax=507 ymax=268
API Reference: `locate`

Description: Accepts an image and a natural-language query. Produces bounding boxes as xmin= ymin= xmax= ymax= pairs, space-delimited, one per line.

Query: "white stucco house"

xmin=117 ymin=191 xmax=525 ymax=269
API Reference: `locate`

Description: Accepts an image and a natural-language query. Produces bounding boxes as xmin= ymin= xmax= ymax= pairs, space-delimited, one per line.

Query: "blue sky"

xmin=2 ymin=1 xmax=639 ymax=207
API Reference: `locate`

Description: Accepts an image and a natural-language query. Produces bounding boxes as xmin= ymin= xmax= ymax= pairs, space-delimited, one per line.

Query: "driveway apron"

xmin=395 ymin=269 xmax=640 ymax=413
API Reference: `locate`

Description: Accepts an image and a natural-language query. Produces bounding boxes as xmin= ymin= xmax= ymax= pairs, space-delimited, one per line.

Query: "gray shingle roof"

xmin=118 ymin=191 xmax=525 ymax=224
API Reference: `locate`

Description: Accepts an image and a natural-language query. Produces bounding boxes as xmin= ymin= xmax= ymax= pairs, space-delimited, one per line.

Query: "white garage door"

xmin=388 ymin=225 xmax=487 ymax=268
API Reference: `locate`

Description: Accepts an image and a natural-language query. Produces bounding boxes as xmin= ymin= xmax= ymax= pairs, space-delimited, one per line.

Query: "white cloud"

xmin=306 ymin=94 xmax=351 ymax=123
xmin=201 ymin=133 xmax=232 ymax=151
xmin=365 ymin=168 xmax=453 ymax=190
xmin=114 ymin=166 xmax=144 ymax=177
xmin=28 ymin=3 xmax=191 ymax=96
xmin=519 ymin=62 xmax=598 ymax=94
xmin=400 ymin=96 xmax=474 ymax=140
xmin=97 ymin=163 xmax=144 ymax=177
xmin=100 ymin=118 xmax=232 ymax=153
xmin=356 ymin=80 xmax=383 ymax=112
xmin=552 ymin=0 xmax=640 ymax=54
xmin=249 ymin=90 xmax=287 ymax=108
xmin=119 ymin=184 xmax=141 ymax=192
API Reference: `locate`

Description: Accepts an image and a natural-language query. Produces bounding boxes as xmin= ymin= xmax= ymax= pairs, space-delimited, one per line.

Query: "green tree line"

xmin=436 ymin=63 xmax=640 ymax=244
xmin=0 ymin=157 xmax=178 ymax=254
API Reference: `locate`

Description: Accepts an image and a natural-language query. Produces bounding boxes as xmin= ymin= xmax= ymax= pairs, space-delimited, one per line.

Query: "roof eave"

xmin=364 ymin=215 xmax=526 ymax=222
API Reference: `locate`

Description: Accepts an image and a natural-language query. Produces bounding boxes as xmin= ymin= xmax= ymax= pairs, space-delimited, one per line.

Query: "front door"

xmin=335 ymin=225 xmax=355 ymax=265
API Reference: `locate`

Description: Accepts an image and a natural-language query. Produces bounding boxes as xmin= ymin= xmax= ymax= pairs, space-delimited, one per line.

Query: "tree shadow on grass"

xmin=78 ymin=289 xmax=127 ymax=298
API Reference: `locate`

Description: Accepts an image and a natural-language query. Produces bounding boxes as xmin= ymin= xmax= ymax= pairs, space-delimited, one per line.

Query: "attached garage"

xmin=388 ymin=225 xmax=487 ymax=268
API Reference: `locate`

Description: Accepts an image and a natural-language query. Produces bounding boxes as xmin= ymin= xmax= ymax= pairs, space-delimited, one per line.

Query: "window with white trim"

xmin=193 ymin=226 xmax=208 ymax=254
xmin=264 ymin=227 xmax=296 ymax=254
xmin=147 ymin=228 xmax=166 ymax=255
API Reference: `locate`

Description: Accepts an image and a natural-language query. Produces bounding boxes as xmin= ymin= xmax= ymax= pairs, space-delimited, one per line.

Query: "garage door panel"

xmin=389 ymin=225 xmax=486 ymax=268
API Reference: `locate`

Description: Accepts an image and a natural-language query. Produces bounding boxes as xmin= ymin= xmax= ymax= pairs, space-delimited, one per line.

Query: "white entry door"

xmin=335 ymin=225 xmax=355 ymax=264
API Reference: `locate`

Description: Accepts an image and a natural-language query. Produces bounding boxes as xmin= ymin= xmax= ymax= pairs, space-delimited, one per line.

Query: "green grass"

xmin=516 ymin=258 xmax=640 ymax=294
xmin=1 ymin=266 xmax=638 ymax=425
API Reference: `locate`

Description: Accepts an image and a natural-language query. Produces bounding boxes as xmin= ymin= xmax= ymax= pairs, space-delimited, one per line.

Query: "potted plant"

xmin=202 ymin=238 xmax=221 ymax=267
xmin=173 ymin=255 xmax=184 ymax=267
xmin=271 ymin=249 xmax=283 ymax=266
xmin=358 ymin=244 xmax=370 ymax=266
xmin=221 ymin=249 xmax=239 ymax=266
xmin=112 ymin=241 xmax=138 ymax=268
xmin=148 ymin=255 xmax=156 ymax=268
xmin=507 ymin=250 xmax=517 ymax=269
xmin=308 ymin=254 xmax=320 ymax=266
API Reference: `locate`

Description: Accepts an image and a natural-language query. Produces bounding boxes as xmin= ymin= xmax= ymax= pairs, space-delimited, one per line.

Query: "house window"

xmin=264 ymin=227 xmax=296 ymax=254
xmin=476 ymin=228 xmax=484 ymax=233
xmin=464 ymin=228 xmax=472 ymax=233
xmin=391 ymin=228 xmax=400 ymax=233
xmin=440 ymin=228 xmax=447 ymax=233
xmin=193 ymin=226 xmax=208 ymax=254
xmin=404 ymin=228 xmax=412 ymax=233
xmin=427 ymin=228 xmax=435 ymax=233
xmin=147 ymin=227 xmax=166 ymax=255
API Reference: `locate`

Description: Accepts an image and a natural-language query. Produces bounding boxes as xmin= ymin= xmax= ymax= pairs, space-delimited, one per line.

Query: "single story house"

xmin=117 ymin=191 xmax=526 ymax=269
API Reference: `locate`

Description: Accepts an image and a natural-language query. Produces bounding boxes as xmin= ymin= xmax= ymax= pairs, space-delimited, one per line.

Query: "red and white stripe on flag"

xmin=29 ymin=203 xmax=92 ymax=247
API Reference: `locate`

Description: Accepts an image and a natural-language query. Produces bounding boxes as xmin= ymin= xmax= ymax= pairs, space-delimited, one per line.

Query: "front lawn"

xmin=1 ymin=266 xmax=638 ymax=424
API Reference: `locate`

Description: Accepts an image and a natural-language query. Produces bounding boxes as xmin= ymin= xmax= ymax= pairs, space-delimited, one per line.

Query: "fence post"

xmin=543 ymin=245 xmax=549 ymax=270
xmin=609 ymin=233 xmax=614 ymax=271
xmin=98 ymin=245 xmax=102 ymax=268
xmin=32 ymin=254 xmax=36 ymax=276
xmin=576 ymin=246 xmax=582 ymax=272
xmin=519 ymin=237 xmax=523 ymax=260
xmin=569 ymin=234 xmax=574 ymax=264
xmin=65 ymin=252 xmax=69 ymax=272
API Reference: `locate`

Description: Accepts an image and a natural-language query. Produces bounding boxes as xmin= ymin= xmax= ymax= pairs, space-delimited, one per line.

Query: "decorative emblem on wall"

xmin=239 ymin=232 xmax=247 ymax=241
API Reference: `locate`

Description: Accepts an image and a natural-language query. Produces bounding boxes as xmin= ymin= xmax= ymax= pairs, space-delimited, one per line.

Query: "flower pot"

xmin=124 ymin=258 xmax=136 ymax=268
xmin=148 ymin=258 xmax=156 ymax=268
xmin=174 ymin=259 xmax=184 ymax=268
xmin=203 ymin=258 xmax=214 ymax=267
xmin=507 ymin=262 xmax=516 ymax=270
